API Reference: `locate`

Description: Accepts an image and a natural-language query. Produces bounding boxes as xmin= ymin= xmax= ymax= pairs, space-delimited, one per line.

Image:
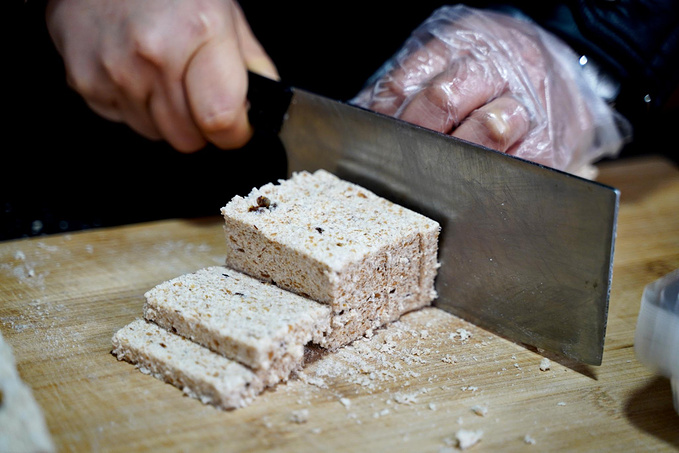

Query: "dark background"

xmin=3 ymin=1 xmax=676 ymax=241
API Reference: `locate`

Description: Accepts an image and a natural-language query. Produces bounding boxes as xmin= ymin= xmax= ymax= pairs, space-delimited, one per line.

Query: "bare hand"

xmin=46 ymin=0 xmax=278 ymax=152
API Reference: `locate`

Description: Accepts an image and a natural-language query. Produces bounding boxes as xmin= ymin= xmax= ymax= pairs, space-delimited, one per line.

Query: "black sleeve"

xmin=477 ymin=0 xmax=679 ymax=161
xmin=489 ymin=1 xmax=679 ymax=120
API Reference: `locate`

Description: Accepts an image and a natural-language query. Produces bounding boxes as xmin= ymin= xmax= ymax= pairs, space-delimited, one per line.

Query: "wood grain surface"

xmin=1 ymin=155 xmax=677 ymax=452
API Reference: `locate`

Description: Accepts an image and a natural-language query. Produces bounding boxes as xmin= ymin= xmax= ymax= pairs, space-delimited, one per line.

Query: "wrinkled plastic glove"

xmin=352 ymin=6 xmax=630 ymax=179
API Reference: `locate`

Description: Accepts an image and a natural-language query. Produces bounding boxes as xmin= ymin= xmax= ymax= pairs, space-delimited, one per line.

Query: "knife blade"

xmin=247 ymin=71 xmax=619 ymax=366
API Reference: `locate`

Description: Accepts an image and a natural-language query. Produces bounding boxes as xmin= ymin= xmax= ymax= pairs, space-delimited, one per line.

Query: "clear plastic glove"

xmin=46 ymin=0 xmax=278 ymax=152
xmin=352 ymin=6 xmax=630 ymax=178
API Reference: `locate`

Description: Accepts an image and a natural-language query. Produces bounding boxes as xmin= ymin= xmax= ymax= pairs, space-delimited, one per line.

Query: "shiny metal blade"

xmin=279 ymin=87 xmax=618 ymax=366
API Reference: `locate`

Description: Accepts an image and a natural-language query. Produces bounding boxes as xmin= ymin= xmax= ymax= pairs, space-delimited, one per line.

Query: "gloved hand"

xmin=46 ymin=0 xmax=278 ymax=152
xmin=352 ymin=6 xmax=629 ymax=178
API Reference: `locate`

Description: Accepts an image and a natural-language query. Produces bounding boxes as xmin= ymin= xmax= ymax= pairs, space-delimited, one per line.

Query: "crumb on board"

xmin=394 ymin=391 xmax=419 ymax=405
xmin=539 ymin=358 xmax=551 ymax=371
xmin=289 ymin=409 xmax=309 ymax=424
xmin=470 ymin=405 xmax=488 ymax=417
xmin=455 ymin=429 xmax=483 ymax=450
xmin=450 ymin=328 xmax=472 ymax=342
xmin=373 ymin=408 xmax=390 ymax=418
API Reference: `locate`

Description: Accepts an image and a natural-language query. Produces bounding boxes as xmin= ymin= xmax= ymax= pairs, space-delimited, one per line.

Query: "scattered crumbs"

xmin=394 ymin=391 xmax=419 ymax=405
xmin=454 ymin=429 xmax=483 ymax=450
xmin=153 ymin=240 xmax=212 ymax=256
xmin=290 ymin=409 xmax=309 ymax=424
xmin=261 ymin=416 xmax=273 ymax=429
xmin=524 ymin=434 xmax=536 ymax=445
xmin=14 ymin=250 xmax=26 ymax=260
xmin=441 ymin=354 xmax=457 ymax=364
xmin=450 ymin=328 xmax=472 ymax=342
xmin=557 ymin=402 xmax=566 ymax=406
xmin=461 ymin=386 xmax=478 ymax=393
xmin=295 ymin=371 xmax=328 ymax=389
xmin=373 ymin=408 xmax=390 ymax=418
xmin=311 ymin=427 xmax=322 ymax=434
xmin=429 ymin=402 xmax=437 ymax=411
xmin=470 ymin=405 xmax=488 ymax=417
xmin=539 ymin=358 xmax=551 ymax=371
xmin=442 ymin=436 xmax=456 ymax=451
xmin=36 ymin=242 xmax=59 ymax=253
xmin=403 ymin=369 xmax=421 ymax=379
xmin=347 ymin=412 xmax=359 ymax=423
xmin=339 ymin=397 xmax=351 ymax=408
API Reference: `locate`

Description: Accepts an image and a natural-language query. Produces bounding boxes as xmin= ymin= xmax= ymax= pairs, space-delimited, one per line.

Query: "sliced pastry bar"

xmin=143 ymin=266 xmax=331 ymax=386
xmin=221 ymin=169 xmax=441 ymax=349
xmin=111 ymin=319 xmax=264 ymax=410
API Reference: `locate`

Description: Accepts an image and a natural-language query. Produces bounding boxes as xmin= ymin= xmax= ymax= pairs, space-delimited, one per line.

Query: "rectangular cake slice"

xmin=143 ymin=266 xmax=331 ymax=386
xmin=111 ymin=319 xmax=264 ymax=410
xmin=221 ymin=169 xmax=440 ymax=349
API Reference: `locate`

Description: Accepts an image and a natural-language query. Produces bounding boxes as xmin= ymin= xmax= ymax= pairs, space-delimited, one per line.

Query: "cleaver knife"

xmin=247 ymin=71 xmax=619 ymax=366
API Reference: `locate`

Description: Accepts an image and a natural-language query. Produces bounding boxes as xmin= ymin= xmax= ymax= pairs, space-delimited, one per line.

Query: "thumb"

xmin=233 ymin=3 xmax=278 ymax=80
xmin=185 ymin=34 xmax=252 ymax=150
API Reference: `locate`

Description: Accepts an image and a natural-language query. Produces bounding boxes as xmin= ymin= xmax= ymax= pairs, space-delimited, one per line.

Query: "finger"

xmin=92 ymin=39 xmax=166 ymax=142
xmin=232 ymin=2 xmax=279 ymax=80
xmin=123 ymin=3 xmax=252 ymax=151
xmin=366 ymin=37 xmax=452 ymax=116
xmin=451 ymin=96 xmax=530 ymax=153
xmin=84 ymin=79 xmax=164 ymax=142
xmin=115 ymin=9 xmax=212 ymax=152
xmin=117 ymin=94 xmax=165 ymax=141
xmin=185 ymin=35 xmax=252 ymax=150
xmin=149 ymin=77 xmax=207 ymax=152
xmin=398 ymin=58 xmax=504 ymax=134
xmin=86 ymin=99 xmax=123 ymax=123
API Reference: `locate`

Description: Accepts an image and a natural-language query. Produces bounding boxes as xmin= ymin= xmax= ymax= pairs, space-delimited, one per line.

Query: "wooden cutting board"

xmin=1 ymin=155 xmax=678 ymax=452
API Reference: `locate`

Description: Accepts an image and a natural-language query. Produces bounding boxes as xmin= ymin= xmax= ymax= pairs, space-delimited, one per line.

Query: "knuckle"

xmin=129 ymin=4 xmax=226 ymax=68
xmin=99 ymin=47 xmax=134 ymax=89
xmin=425 ymin=84 xmax=463 ymax=126
xmin=180 ymin=2 xmax=227 ymax=46
xmin=64 ymin=68 xmax=94 ymax=97
xmin=480 ymin=110 xmax=512 ymax=143
xmin=64 ymin=64 xmax=110 ymax=104
xmin=130 ymin=28 xmax=166 ymax=67
xmin=470 ymin=99 xmax=530 ymax=151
